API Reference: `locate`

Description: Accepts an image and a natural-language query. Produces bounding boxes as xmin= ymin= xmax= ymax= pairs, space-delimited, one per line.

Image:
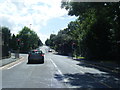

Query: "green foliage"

xmin=45 ymin=39 xmax=51 ymax=46
xmin=1 ymin=26 xmax=11 ymax=46
xmin=10 ymin=34 xmax=18 ymax=50
xmin=1 ymin=26 xmax=11 ymax=57
xmin=63 ymin=2 xmax=120 ymax=61
xmin=1 ymin=26 xmax=43 ymax=54
xmin=46 ymin=2 xmax=120 ymax=62
xmin=17 ymin=26 xmax=43 ymax=53
xmin=38 ymin=39 xmax=43 ymax=46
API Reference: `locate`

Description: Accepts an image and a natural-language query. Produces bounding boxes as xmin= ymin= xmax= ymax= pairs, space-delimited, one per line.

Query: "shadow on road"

xmin=54 ymin=72 xmax=119 ymax=88
xmin=74 ymin=58 xmax=120 ymax=74
xmin=27 ymin=62 xmax=44 ymax=64
xmin=76 ymin=61 xmax=107 ymax=72
xmin=53 ymin=52 xmax=70 ymax=57
xmin=76 ymin=60 xmax=120 ymax=77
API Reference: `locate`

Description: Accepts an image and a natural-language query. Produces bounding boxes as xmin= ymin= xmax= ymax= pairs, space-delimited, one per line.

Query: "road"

xmin=2 ymin=46 xmax=120 ymax=88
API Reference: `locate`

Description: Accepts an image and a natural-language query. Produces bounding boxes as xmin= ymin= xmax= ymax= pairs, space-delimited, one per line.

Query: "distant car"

xmin=48 ymin=49 xmax=52 ymax=52
xmin=28 ymin=50 xmax=44 ymax=64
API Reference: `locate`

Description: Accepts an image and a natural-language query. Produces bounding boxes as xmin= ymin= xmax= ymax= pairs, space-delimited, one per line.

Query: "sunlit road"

xmin=2 ymin=46 xmax=120 ymax=88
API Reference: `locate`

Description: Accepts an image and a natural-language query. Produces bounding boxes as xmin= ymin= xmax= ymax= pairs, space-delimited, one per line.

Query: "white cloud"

xmin=0 ymin=0 xmax=71 ymax=43
xmin=38 ymin=32 xmax=50 ymax=44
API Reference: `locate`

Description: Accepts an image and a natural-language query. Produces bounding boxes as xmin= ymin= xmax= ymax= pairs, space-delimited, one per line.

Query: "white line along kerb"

xmin=7 ymin=61 xmax=22 ymax=69
xmin=7 ymin=57 xmax=24 ymax=69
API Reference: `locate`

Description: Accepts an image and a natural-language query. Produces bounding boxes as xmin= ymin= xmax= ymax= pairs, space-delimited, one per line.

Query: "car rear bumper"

xmin=28 ymin=57 xmax=44 ymax=63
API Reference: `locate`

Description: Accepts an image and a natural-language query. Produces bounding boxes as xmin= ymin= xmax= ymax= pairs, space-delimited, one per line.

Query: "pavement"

xmin=0 ymin=53 xmax=22 ymax=67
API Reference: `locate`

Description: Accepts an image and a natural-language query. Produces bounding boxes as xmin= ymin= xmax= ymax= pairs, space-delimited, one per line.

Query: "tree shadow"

xmin=74 ymin=59 xmax=120 ymax=74
xmin=54 ymin=73 xmax=120 ymax=88
xmin=27 ymin=62 xmax=44 ymax=64
xmin=53 ymin=52 xmax=70 ymax=57
xmin=76 ymin=61 xmax=120 ymax=76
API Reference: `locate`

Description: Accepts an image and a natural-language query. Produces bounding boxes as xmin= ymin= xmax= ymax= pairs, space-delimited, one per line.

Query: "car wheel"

xmin=41 ymin=59 xmax=44 ymax=64
xmin=28 ymin=59 xmax=31 ymax=64
xmin=28 ymin=61 xmax=30 ymax=64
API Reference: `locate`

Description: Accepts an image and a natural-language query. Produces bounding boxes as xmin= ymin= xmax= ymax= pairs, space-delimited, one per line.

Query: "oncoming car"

xmin=48 ymin=49 xmax=52 ymax=52
xmin=28 ymin=50 xmax=44 ymax=64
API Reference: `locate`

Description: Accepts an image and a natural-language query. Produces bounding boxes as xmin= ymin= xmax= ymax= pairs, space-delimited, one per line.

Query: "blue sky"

xmin=40 ymin=16 xmax=76 ymax=35
xmin=0 ymin=0 xmax=77 ymax=43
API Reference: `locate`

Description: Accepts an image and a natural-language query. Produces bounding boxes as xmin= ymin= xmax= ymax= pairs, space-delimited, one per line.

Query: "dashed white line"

xmin=50 ymin=58 xmax=63 ymax=76
xmin=50 ymin=58 xmax=69 ymax=88
xmin=50 ymin=58 xmax=112 ymax=88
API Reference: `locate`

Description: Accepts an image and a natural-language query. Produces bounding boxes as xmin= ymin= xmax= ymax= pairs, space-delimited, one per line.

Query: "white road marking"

xmin=50 ymin=57 xmax=112 ymax=88
xmin=50 ymin=58 xmax=69 ymax=88
xmin=0 ymin=66 xmax=4 ymax=70
xmin=7 ymin=61 xmax=22 ymax=69
xmin=50 ymin=58 xmax=63 ymax=76
xmin=54 ymin=58 xmax=85 ymax=74
xmin=0 ymin=57 xmax=24 ymax=70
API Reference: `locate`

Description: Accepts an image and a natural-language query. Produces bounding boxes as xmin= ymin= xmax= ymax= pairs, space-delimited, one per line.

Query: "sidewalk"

xmin=0 ymin=53 xmax=21 ymax=67
xmin=73 ymin=57 xmax=120 ymax=74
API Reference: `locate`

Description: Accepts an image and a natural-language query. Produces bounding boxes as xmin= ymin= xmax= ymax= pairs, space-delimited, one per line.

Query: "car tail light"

xmin=41 ymin=54 xmax=44 ymax=56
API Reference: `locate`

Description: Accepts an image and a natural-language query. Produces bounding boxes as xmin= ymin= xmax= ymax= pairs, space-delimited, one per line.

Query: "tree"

xmin=10 ymin=34 xmax=18 ymax=51
xmin=38 ymin=39 xmax=43 ymax=46
xmin=45 ymin=39 xmax=51 ymax=46
xmin=45 ymin=30 xmax=73 ymax=55
xmin=17 ymin=26 xmax=42 ymax=53
xmin=46 ymin=2 xmax=120 ymax=61
xmin=1 ymin=26 xmax=11 ymax=57
xmin=47 ymin=34 xmax=57 ymax=48
xmin=61 ymin=2 xmax=120 ymax=61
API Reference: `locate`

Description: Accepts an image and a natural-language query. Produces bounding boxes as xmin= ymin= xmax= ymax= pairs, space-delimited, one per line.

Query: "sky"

xmin=0 ymin=0 xmax=77 ymax=44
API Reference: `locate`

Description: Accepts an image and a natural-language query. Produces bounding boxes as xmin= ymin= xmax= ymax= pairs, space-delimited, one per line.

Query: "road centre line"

xmin=54 ymin=57 xmax=85 ymax=74
xmin=51 ymin=57 xmax=112 ymax=88
xmin=50 ymin=58 xmax=63 ymax=76
xmin=50 ymin=58 xmax=70 ymax=88
xmin=50 ymin=58 xmax=68 ymax=87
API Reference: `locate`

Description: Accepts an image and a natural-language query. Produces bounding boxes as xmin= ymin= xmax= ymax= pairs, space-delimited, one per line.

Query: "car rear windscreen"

xmin=31 ymin=51 xmax=42 ymax=54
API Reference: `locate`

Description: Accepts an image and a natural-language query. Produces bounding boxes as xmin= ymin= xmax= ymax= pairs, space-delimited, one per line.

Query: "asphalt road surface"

xmin=2 ymin=46 xmax=120 ymax=88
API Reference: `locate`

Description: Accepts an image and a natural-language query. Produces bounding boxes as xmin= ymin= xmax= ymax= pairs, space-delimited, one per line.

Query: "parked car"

xmin=28 ymin=50 xmax=44 ymax=64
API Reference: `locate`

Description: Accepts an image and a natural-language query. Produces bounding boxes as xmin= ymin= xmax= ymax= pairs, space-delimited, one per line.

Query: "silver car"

xmin=28 ymin=50 xmax=44 ymax=64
